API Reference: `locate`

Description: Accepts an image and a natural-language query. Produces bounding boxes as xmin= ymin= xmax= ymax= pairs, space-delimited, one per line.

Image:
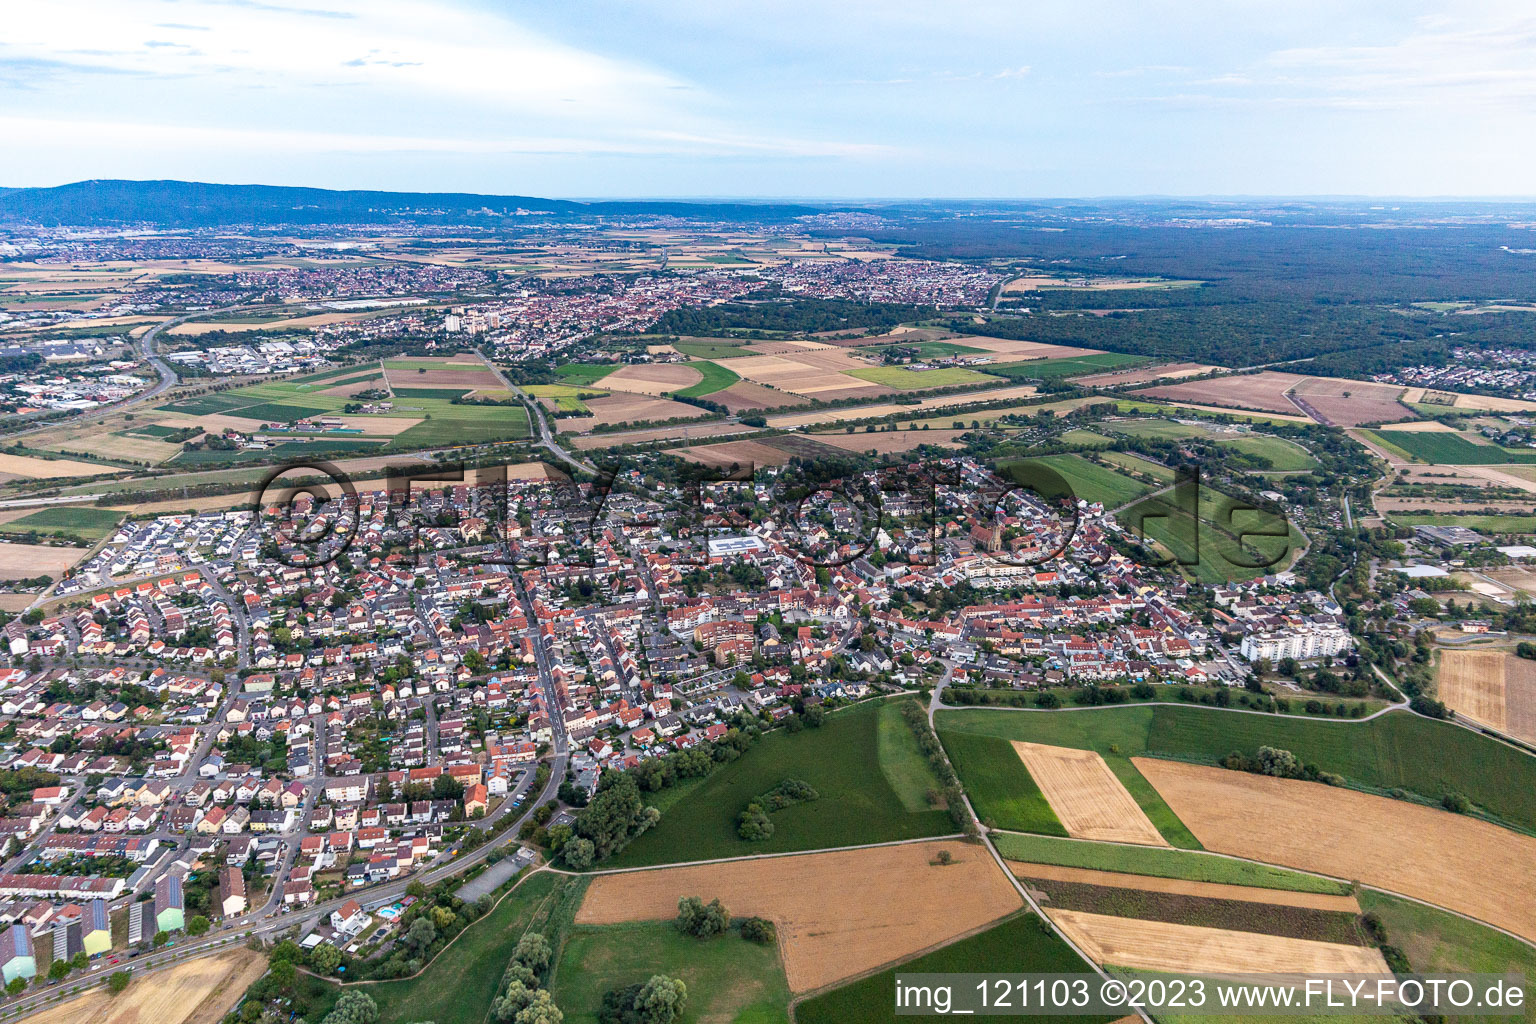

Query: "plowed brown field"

xmin=1134 ymin=757 xmax=1536 ymax=942
xmin=1134 ymin=372 xmax=1307 ymax=415
xmin=576 ymin=840 xmax=1023 ymax=992
xmin=1008 ymin=862 xmax=1361 ymax=912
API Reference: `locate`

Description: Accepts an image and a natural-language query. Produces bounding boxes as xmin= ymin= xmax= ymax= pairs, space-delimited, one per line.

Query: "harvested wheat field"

xmin=716 ymin=353 xmax=892 ymax=400
xmin=1134 ymin=757 xmax=1536 ymax=941
xmin=964 ymin=339 xmax=1102 ymax=360
xmin=0 ymin=543 xmax=87 ymax=580
xmin=23 ymin=949 xmax=268 ymax=1024
xmin=568 ymin=422 xmax=747 ymax=449
xmin=1378 ymin=419 xmax=1457 ymax=433
xmin=1010 ymin=862 xmax=1361 ymax=912
xmin=1437 ymin=649 xmax=1536 ymax=744
xmin=679 ymin=439 xmax=798 ymax=468
xmin=1289 ymin=377 xmax=1419 ymax=427
xmin=0 ymin=453 xmax=117 ymax=479
xmin=765 ymin=383 xmax=1041 ymax=429
xmin=1014 ymin=742 xmax=1168 ymax=846
xmin=712 ymin=381 xmax=792 ymax=411
xmin=571 ymin=393 xmax=712 ymax=428
xmin=811 ymin=429 xmax=967 ymax=454
xmin=1135 ymin=372 xmax=1308 ymax=415
xmin=598 ymin=363 xmax=705 ymax=395
xmin=1048 ymin=909 xmax=1388 ymax=976
xmin=577 ymin=840 xmax=1022 ymax=992
xmin=1075 ymin=362 xmax=1218 ymax=388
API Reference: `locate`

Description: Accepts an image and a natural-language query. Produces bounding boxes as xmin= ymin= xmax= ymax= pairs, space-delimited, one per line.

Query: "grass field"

xmin=875 ymin=701 xmax=946 ymax=813
xmin=941 ymin=704 xmax=1536 ymax=834
xmin=992 ymin=832 xmax=1349 ymax=894
xmin=673 ymin=360 xmax=741 ymax=399
xmin=366 ymin=871 xmax=577 ymax=1024
xmin=0 ymin=506 xmax=124 ymax=539
xmin=674 ymin=340 xmax=753 ymax=359
xmin=526 ymin=384 xmax=608 ymax=413
xmin=391 ymin=386 xmax=471 ymax=399
xmin=795 ymin=914 xmax=1112 ymax=1024
xmin=1058 ymin=428 xmax=1116 ymax=447
xmin=1366 ymin=430 xmax=1536 ymax=465
xmin=847 ymin=366 xmax=996 ymax=390
xmin=1357 ymin=891 xmax=1536 ymax=1024
xmin=986 ymin=353 xmax=1147 ymax=381
xmin=1119 ymin=485 xmax=1304 ymax=584
xmin=552 ymin=920 xmax=791 ymax=1024
xmin=554 ymin=363 xmax=621 ymax=386
xmin=1004 ymin=453 xmax=1154 ymax=508
xmin=1104 ymin=418 xmax=1214 ymax=440
xmin=605 ymin=701 xmax=952 ymax=867
xmin=1386 ymin=513 xmax=1536 ymax=534
xmin=1217 ymin=435 xmax=1317 ymax=471
xmin=859 ymin=341 xmax=988 ymax=358
xmin=940 ymin=730 xmax=1066 ymax=835
xmin=1099 ymin=450 xmax=1177 ymax=483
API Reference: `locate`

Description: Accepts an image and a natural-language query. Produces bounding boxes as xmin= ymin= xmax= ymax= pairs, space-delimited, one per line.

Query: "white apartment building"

xmin=1239 ymin=625 xmax=1354 ymax=663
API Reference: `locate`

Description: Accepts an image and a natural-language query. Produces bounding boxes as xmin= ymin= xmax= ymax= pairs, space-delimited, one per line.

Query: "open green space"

xmin=674 ymin=339 xmax=753 ymax=359
xmin=1366 ymin=430 xmax=1536 ymax=465
xmin=1216 ymin=435 xmax=1317 ymax=470
xmin=1058 ymin=428 xmax=1116 ymax=447
xmin=795 ymin=914 xmax=1112 ymax=1024
xmin=551 ymin=920 xmax=791 ymax=1024
xmin=1103 ymin=418 xmax=1216 ymax=440
xmin=0 ymin=506 xmax=124 ymax=540
xmin=991 ymin=832 xmax=1349 ymax=894
xmin=1357 ymin=891 xmax=1536 ymax=1024
xmin=555 ymin=363 xmax=621 ymax=386
xmin=168 ymin=439 xmax=384 ymax=465
xmin=674 ymin=360 xmax=741 ymax=399
xmin=985 ymin=352 xmax=1148 ymax=381
xmin=1385 ymin=513 xmax=1536 ymax=534
xmin=1118 ymin=485 xmax=1304 ymax=584
xmin=847 ymin=366 xmax=998 ymax=390
xmin=606 ymin=701 xmax=952 ymax=868
xmin=875 ymin=700 xmax=948 ymax=813
xmin=940 ymin=730 xmax=1065 ymax=835
xmin=526 ymin=384 xmax=609 ymax=413
xmin=941 ymin=705 xmax=1536 ymax=834
xmin=391 ymin=387 xmax=471 ymax=400
xmin=392 ymin=404 xmax=530 ymax=447
xmin=1099 ymin=450 xmax=1177 ymax=483
xmin=1005 ymin=453 xmax=1154 ymax=508
xmin=859 ymin=340 xmax=988 ymax=358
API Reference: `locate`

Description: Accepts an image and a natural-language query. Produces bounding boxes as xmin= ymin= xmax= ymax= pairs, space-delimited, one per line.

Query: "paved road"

xmin=477 ymin=351 xmax=596 ymax=476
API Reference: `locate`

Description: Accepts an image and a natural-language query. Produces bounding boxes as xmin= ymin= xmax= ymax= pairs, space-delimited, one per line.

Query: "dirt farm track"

xmin=576 ymin=840 xmax=1022 ymax=992
xmin=1134 ymin=757 xmax=1536 ymax=942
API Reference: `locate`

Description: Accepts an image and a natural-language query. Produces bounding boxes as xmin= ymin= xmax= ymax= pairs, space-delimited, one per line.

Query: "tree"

xmin=404 ymin=915 xmax=438 ymax=955
xmin=309 ymin=943 xmax=343 ymax=972
xmin=736 ymin=803 xmax=773 ymax=841
xmin=634 ymin=975 xmax=687 ymax=1024
xmin=48 ymin=959 xmax=70 ymax=981
xmin=187 ymin=915 xmax=211 ymax=936
xmin=1256 ymin=746 xmax=1301 ymax=778
xmin=323 ymin=990 xmax=379 ymax=1024
xmin=108 ymin=971 xmax=132 ymax=994
xmin=562 ymin=837 xmax=595 ymax=870
xmin=739 ymin=917 xmax=776 ymax=944
xmin=514 ymin=989 xmax=563 ymax=1024
xmin=675 ymin=896 xmax=730 ymax=938
xmin=514 ymin=932 xmax=552 ymax=976
xmin=70 ymin=952 xmax=88 ymax=971
xmin=5 ymin=977 xmax=25 ymax=996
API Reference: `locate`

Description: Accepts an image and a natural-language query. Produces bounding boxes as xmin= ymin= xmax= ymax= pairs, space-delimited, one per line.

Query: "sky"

xmin=4 ymin=0 xmax=1536 ymax=198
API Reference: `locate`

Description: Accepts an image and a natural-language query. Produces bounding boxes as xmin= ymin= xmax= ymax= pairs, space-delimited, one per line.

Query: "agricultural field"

xmin=717 ymin=350 xmax=893 ymax=401
xmin=562 ymin=392 xmax=712 ymax=430
xmin=1048 ymin=909 xmax=1388 ymax=976
xmin=846 ymin=365 xmax=997 ymax=390
xmin=1436 ymin=648 xmax=1536 ymax=744
xmin=568 ymin=422 xmax=746 ymax=450
xmin=1118 ymin=484 xmax=1304 ymax=584
xmin=1101 ymin=418 xmax=1218 ymax=441
xmin=1057 ymin=428 xmax=1116 ymax=447
xmin=673 ymin=337 xmax=756 ymax=359
xmin=1135 ymin=372 xmax=1309 ymax=416
xmin=24 ymin=949 xmax=267 ymax=1024
xmin=0 ymin=506 xmax=124 ymax=541
xmin=525 ymin=384 xmax=607 ymax=414
xmin=674 ymin=360 xmax=741 ymax=398
xmin=1366 ymin=429 xmax=1536 ymax=465
xmin=604 ymin=700 xmax=953 ymax=867
xmin=0 ymin=451 xmax=121 ymax=481
xmin=578 ymin=839 xmax=1020 ymax=993
xmin=0 ymin=540 xmax=88 ymax=579
xmin=597 ymin=363 xmax=706 ymax=396
xmin=1074 ymin=362 xmax=1219 ymax=388
xmin=554 ymin=363 xmax=621 ymax=386
xmin=985 ymin=352 xmax=1147 ymax=381
xmin=552 ymin=920 xmax=791 ymax=1024
xmin=858 ymin=340 xmax=988 ymax=358
xmin=764 ymin=383 xmax=1044 ymax=429
xmin=1385 ymin=513 xmax=1536 ymax=534
xmin=1287 ymin=377 xmax=1419 ymax=426
xmin=1006 ymin=860 xmax=1357 ymax=906
xmin=938 ymin=710 xmax=1198 ymax=849
xmin=941 ymin=730 xmax=1066 ymax=836
xmin=1134 ymin=756 xmax=1536 ymax=943
xmin=807 ymin=428 xmax=968 ymax=455
xmin=1012 ymin=741 xmax=1169 ymax=846
xmin=1357 ymin=891 xmax=1536 ymax=1024
xmin=1215 ymin=435 xmax=1317 ymax=471
xmin=710 ymin=380 xmax=793 ymax=411
xmin=1007 ymin=453 xmax=1153 ymax=509
xmin=1098 ymin=450 xmax=1177 ymax=483
xmin=794 ymin=913 xmax=1114 ymax=1024
xmin=678 ymin=438 xmax=801 ymax=468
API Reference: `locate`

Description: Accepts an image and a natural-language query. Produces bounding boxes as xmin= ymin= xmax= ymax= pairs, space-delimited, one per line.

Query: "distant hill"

xmin=0 ymin=179 xmax=823 ymax=227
